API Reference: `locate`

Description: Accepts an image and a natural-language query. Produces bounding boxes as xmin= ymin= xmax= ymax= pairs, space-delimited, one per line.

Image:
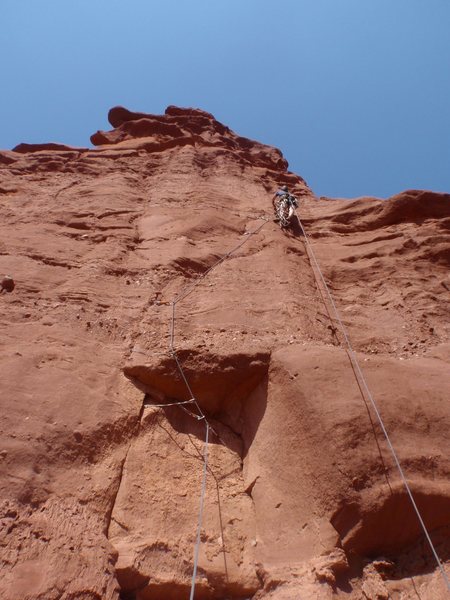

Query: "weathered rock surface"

xmin=0 ymin=106 xmax=449 ymax=599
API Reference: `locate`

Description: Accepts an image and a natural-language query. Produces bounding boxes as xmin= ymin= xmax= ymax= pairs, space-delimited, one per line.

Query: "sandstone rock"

xmin=313 ymin=548 xmax=349 ymax=584
xmin=0 ymin=106 xmax=449 ymax=599
xmin=91 ymin=104 xmax=294 ymax=175
xmin=12 ymin=142 xmax=87 ymax=153
xmin=361 ymin=564 xmax=389 ymax=599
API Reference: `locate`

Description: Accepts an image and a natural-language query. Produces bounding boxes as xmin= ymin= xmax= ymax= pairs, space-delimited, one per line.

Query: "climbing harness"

xmin=293 ymin=207 xmax=450 ymax=591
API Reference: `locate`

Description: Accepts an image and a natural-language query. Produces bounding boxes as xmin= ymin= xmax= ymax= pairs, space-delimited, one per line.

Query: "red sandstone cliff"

xmin=0 ymin=107 xmax=449 ymax=599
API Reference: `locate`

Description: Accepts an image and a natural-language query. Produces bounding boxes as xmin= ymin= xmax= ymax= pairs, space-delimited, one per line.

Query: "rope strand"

xmin=294 ymin=207 xmax=450 ymax=590
xmin=149 ymin=199 xmax=448 ymax=593
xmin=189 ymin=422 xmax=209 ymax=600
xmin=167 ymin=216 xmax=270 ymax=440
xmin=164 ymin=215 xmax=270 ymax=598
xmin=144 ymin=398 xmax=196 ymax=408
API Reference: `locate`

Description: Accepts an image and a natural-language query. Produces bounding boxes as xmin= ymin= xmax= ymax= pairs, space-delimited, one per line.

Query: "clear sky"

xmin=2 ymin=0 xmax=449 ymax=198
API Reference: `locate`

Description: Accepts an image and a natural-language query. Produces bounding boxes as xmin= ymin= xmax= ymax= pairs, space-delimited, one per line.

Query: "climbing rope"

xmin=294 ymin=207 xmax=450 ymax=590
xmin=160 ymin=215 xmax=270 ymax=596
xmin=167 ymin=216 xmax=270 ymax=433
xmin=150 ymin=197 xmax=449 ymax=593
xmin=189 ymin=421 xmax=209 ymax=600
xmin=172 ymin=217 xmax=269 ymax=305
xmin=145 ymin=398 xmax=196 ymax=408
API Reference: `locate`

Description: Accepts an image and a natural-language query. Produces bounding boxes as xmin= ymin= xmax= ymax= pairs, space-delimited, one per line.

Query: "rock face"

xmin=0 ymin=106 xmax=449 ymax=600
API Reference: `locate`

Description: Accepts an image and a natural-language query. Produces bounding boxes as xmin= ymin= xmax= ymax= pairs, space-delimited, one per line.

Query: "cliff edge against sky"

xmin=1 ymin=107 xmax=449 ymax=599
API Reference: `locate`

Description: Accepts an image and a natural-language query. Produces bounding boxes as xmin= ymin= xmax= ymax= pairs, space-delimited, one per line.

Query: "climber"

xmin=273 ymin=185 xmax=287 ymax=215
xmin=273 ymin=185 xmax=298 ymax=226
xmin=273 ymin=185 xmax=298 ymax=210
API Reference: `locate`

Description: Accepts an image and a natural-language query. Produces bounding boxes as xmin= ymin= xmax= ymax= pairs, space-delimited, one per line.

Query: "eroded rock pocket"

xmin=123 ymin=349 xmax=270 ymax=415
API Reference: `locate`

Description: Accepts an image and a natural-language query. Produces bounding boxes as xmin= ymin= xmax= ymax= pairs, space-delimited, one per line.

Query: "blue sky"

xmin=2 ymin=0 xmax=449 ymax=198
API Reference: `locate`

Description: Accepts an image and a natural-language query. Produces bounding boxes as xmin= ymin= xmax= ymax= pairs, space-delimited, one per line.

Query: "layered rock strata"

xmin=0 ymin=106 xmax=449 ymax=599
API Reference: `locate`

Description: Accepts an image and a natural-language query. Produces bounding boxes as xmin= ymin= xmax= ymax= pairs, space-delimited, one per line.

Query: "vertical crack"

xmin=104 ymin=394 xmax=147 ymax=537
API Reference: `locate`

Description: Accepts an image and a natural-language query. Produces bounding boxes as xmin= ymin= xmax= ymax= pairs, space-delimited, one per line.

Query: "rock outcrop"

xmin=0 ymin=106 xmax=449 ymax=599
